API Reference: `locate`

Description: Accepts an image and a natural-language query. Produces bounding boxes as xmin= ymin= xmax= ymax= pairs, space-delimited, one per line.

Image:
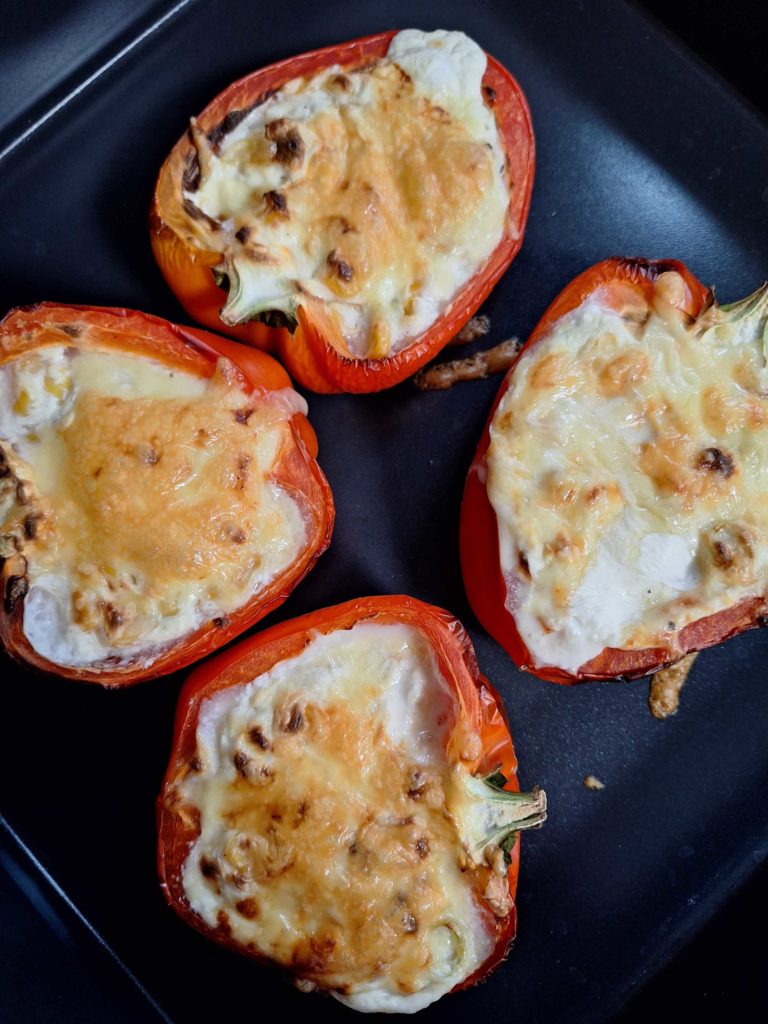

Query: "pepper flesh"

xmin=0 ymin=302 xmax=334 ymax=686
xmin=157 ymin=596 xmax=543 ymax=995
xmin=150 ymin=31 xmax=534 ymax=393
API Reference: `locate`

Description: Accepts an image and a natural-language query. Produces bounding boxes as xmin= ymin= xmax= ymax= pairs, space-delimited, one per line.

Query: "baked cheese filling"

xmin=0 ymin=345 xmax=306 ymax=668
xmin=183 ymin=29 xmax=509 ymax=358
xmin=176 ymin=623 xmax=544 ymax=1013
xmin=486 ymin=274 xmax=768 ymax=673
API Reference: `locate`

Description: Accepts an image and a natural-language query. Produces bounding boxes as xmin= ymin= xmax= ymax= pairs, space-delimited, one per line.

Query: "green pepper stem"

xmin=456 ymin=768 xmax=547 ymax=866
xmin=698 ymin=283 xmax=768 ymax=356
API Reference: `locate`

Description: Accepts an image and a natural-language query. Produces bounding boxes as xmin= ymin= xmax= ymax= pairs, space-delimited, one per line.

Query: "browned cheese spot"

xmin=4 ymin=574 xmax=28 ymax=613
xmin=245 ymin=244 xmax=273 ymax=264
xmin=248 ymin=725 xmax=271 ymax=750
xmin=233 ymin=750 xmax=251 ymax=777
xmin=215 ymin=909 xmax=232 ymax=936
xmin=327 ymin=249 xmax=354 ymax=282
xmin=235 ymin=455 xmax=251 ymax=491
xmin=544 ymin=533 xmax=573 ymax=559
xmin=282 ymin=703 xmax=304 ymax=732
xmin=407 ymin=769 xmax=425 ymax=800
xmin=483 ymin=85 xmax=497 ymax=106
xmin=200 ymin=856 xmax=219 ymax=879
xmin=235 ymin=897 xmax=260 ymax=919
xmin=235 ymin=225 xmax=251 ymax=244
xmin=23 ymin=513 xmax=41 ymax=540
xmin=703 ymin=522 xmax=754 ymax=583
xmin=264 ymin=190 xmax=288 ymax=215
xmin=530 ymin=353 xmax=566 ymax=390
xmin=138 ymin=443 xmax=159 ymax=466
xmin=102 ymin=602 xmax=124 ymax=634
xmin=234 ymin=407 xmax=254 ymax=425
xmin=189 ymin=756 xmax=203 ymax=772
xmin=597 ymin=350 xmax=650 ymax=398
xmin=207 ymin=107 xmax=253 ymax=152
xmin=182 ymin=197 xmax=220 ymax=231
xmin=639 ymin=432 xmax=694 ymax=500
xmin=59 ymin=324 xmax=82 ymax=338
xmin=291 ymin=934 xmax=338 ymax=974
xmin=713 ymin=541 xmax=733 ymax=568
xmin=414 ymin=836 xmax=430 ymax=859
xmin=225 ymin=523 xmax=247 ymax=544
xmin=400 ymin=910 xmax=419 ymax=934
xmin=212 ymin=616 xmax=231 ymax=628
xmin=182 ymin=148 xmax=201 ymax=192
xmin=265 ymin=119 xmax=305 ymax=165
xmin=429 ymin=106 xmax=451 ymax=123
xmin=696 ymin=446 xmax=735 ymax=478
xmin=338 ymin=216 xmax=355 ymax=234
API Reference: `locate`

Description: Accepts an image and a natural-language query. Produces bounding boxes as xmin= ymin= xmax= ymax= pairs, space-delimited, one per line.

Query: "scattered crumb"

xmin=449 ymin=314 xmax=492 ymax=345
xmin=583 ymin=775 xmax=605 ymax=791
xmin=294 ymin=977 xmax=317 ymax=993
xmin=414 ymin=338 xmax=520 ymax=391
xmin=648 ymin=652 xmax=699 ymax=719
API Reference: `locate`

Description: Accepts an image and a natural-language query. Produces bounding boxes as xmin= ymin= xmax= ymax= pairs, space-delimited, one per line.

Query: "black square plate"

xmin=1 ymin=1 xmax=767 ymax=1021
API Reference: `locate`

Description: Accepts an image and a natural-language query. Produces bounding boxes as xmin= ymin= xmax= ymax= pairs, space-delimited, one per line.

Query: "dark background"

xmin=1 ymin=0 xmax=767 ymax=1020
xmin=623 ymin=4 xmax=768 ymax=1017
xmin=626 ymin=4 xmax=768 ymax=1015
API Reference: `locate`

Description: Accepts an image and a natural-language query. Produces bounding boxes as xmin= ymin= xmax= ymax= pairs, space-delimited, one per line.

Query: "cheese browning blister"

xmin=181 ymin=29 xmax=509 ymax=359
xmin=0 ymin=339 xmax=306 ymax=671
xmin=168 ymin=621 xmax=545 ymax=1012
xmin=487 ymin=272 xmax=768 ymax=673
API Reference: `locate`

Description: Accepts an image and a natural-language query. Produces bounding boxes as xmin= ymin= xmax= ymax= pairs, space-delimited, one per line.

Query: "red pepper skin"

xmin=150 ymin=31 xmax=534 ymax=393
xmin=0 ymin=302 xmax=334 ymax=686
xmin=157 ymin=596 xmax=523 ymax=990
xmin=461 ymin=257 xmax=767 ymax=684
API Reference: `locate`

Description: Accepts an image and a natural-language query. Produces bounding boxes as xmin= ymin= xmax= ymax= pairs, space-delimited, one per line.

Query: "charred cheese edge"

xmin=0 ymin=343 xmax=307 ymax=668
xmin=486 ymin=272 xmax=768 ymax=673
xmin=180 ymin=29 xmax=509 ymax=359
xmin=171 ymin=622 xmax=545 ymax=1013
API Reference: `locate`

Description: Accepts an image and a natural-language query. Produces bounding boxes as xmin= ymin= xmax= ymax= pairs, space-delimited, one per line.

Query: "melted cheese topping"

xmin=185 ymin=29 xmax=508 ymax=358
xmin=177 ymin=623 xmax=494 ymax=1012
xmin=487 ymin=275 xmax=768 ymax=672
xmin=0 ymin=345 xmax=306 ymax=668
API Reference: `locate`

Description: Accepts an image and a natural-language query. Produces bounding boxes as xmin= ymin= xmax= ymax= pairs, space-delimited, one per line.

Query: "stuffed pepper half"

xmin=158 ymin=596 xmax=545 ymax=1011
xmin=152 ymin=29 xmax=534 ymax=392
xmin=0 ymin=303 xmax=333 ymax=685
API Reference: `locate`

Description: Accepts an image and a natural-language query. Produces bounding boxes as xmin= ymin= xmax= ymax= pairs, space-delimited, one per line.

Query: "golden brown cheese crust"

xmin=1 ymin=347 xmax=304 ymax=663
xmin=487 ymin=274 xmax=768 ymax=671
xmin=192 ymin=696 xmax=478 ymax=992
xmin=183 ymin=48 xmax=507 ymax=357
xmin=173 ymin=624 xmax=499 ymax=1005
xmin=41 ymin=391 xmax=288 ymax=641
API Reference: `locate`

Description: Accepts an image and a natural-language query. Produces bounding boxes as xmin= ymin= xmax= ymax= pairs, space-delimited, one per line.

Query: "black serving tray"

xmin=1 ymin=2 xmax=767 ymax=1022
